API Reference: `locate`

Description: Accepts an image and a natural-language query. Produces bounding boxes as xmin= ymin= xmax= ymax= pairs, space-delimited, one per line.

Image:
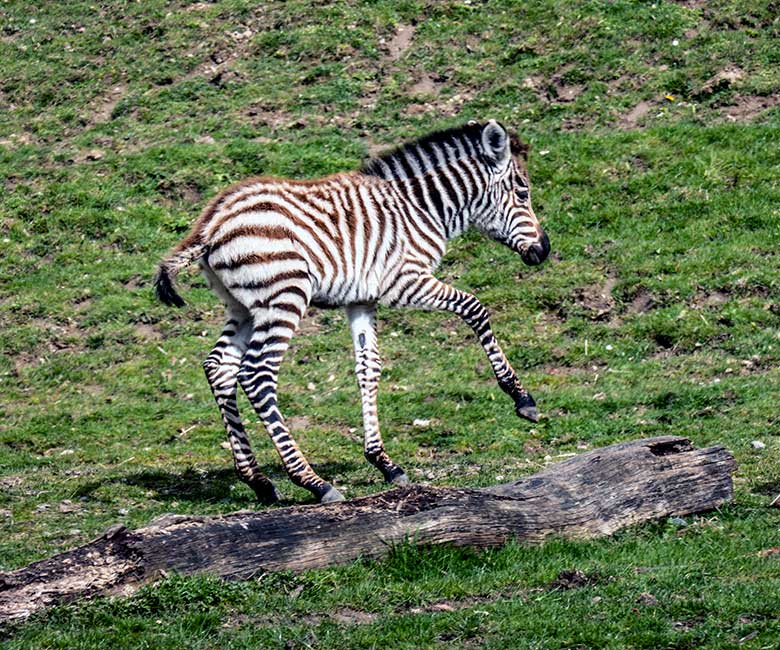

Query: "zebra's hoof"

xmin=320 ymin=486 xmax=346 ymax=504
xmin=514 ymin=392 xmax=539 ymax=423
xmin=252 ymin=482 xmax=282 ymax=505
xmin=390 ymin=472 xmax=410 ymax=486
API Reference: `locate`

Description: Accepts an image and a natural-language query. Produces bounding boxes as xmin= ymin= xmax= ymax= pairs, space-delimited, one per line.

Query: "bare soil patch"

xmin=574 ymin=276 xmax=618 ymax=320
xmin=89 ymin=83 xmax=128 ymax=126
xmin=383 ymin=24 xmax=416 ymax=63
xmin=691 ymin=289 xmax=729 ymax=309
xmin=719 ymin=94 xmax=780 ymax=122
xmin=618 ymin=100 xmax=655 ymax=129
xmin=627 ymin=288 xmax=655 ymax=315
xmin=286 ymin=415 xmax=312 ymax=432
xmin=553 ymin=83 xmax=584 ymax=103
xmin=134 ymin=323 xmax=163 ymax=342
xmin=696 ymin=66 xmax=744 ymax=98
xmin=408 ymin=73 xmax=440 ymax=97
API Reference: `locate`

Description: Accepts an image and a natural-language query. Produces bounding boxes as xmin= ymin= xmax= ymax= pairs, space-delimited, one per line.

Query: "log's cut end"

xmin=0 ymin=436 xmax=736 ymax=624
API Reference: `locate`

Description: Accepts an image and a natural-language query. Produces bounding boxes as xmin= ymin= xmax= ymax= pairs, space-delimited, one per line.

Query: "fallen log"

xmin=0 ymin=436 xmax=736 ymax=622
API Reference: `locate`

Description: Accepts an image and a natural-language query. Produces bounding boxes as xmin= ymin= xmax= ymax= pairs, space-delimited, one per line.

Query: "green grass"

xmin=1 ymin=0 xmax=779 ymax=647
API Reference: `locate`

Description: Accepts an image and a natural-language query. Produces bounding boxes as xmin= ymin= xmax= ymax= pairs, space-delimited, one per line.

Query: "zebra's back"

xmin=199 ymin=173 xmax=415 ymax=310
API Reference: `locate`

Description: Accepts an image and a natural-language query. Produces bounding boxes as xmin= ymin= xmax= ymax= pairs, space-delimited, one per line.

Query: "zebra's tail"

xmin=153 ymin=241 xmax=208 ymax=308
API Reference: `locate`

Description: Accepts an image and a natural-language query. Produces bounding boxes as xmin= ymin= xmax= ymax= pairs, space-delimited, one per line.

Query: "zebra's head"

xmin=472 ymin=120 xmax=550 ymax=266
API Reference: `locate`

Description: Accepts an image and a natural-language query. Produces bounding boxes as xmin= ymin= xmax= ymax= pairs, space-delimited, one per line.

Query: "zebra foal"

xmin=154 ymin=120 xmax=550 ymax=504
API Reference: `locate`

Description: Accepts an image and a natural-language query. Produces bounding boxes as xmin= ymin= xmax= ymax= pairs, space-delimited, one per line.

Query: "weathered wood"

xmin=0 ymin=436 xmax=736 ymax=622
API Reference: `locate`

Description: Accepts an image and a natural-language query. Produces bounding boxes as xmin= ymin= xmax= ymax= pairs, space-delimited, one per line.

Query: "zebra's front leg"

xmin=346 ymin=304 xmax=409 ymax=485
xmin=393 ymin=274 xmax=539 ymax=423
xmin=238 ymin=305 xmax=345 ymax=504
xmin=203 ymin=312 xmax=281 ymax=504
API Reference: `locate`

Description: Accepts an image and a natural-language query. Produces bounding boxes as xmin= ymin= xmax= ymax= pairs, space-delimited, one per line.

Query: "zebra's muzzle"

xmin=520 ymin=230 xmax=550 ymax=266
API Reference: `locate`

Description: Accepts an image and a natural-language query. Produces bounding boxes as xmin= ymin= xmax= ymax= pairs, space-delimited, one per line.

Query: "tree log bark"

xmin=0 ymin=436 xmax=736 ymax=622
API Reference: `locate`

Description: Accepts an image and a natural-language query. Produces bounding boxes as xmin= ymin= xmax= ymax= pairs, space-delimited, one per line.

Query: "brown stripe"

xmin=210 ymin=250 xmax=304 ymax=271
xmin=209 ymin=225 xmax=293 ymax=255
xmin=227 ymin=269 xmax=310 ymax=291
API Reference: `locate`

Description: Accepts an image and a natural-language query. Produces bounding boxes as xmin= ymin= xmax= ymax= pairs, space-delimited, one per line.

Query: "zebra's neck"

xmin=363 ymin=159 xmax=483 ymax=241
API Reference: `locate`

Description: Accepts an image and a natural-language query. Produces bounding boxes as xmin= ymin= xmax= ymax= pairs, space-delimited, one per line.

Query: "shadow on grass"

xmin=72 ymin=467 xmax=246 ymax=504
xmin=72 ymin=460 xmax=366 ymax=505
xmin=752 ymin=478 xmax=780 ymax=499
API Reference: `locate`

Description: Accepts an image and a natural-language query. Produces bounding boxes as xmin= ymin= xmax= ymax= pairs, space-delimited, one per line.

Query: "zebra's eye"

xmin=515 ymin=188 xmax=529 ymax=202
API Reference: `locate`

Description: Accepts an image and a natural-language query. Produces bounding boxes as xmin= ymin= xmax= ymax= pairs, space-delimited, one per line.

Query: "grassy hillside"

xmin=1 ymin=0 xmax=779 ymax=647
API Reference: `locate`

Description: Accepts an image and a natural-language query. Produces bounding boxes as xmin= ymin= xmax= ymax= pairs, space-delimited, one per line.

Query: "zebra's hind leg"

xmin=238 ymin=299 xmax=345 ymax=504
xmin=393 ymin=274 xmax=538 ymax=423
xmin=203 ymin=310 xmax=281 ymax=504
xmin=346 ymin=304 xmax=408 ymax=486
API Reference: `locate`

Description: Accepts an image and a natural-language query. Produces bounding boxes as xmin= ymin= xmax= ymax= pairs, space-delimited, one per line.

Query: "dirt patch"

xmin=573 ymin=276 xmax=618 ymax=320
xmin=553 ymin=83 xmax=584 ymax=103
xmin=297 ymin=312 xmax=322 ymax=336
xmin=618 ymin=100 xmax=655 ymax=129
xmin=74 ymin=296 xmax=93 ymax=312
xmin=185 ymin=52 xmax=244 ymax=88
xmin=82 ymin=384 xmax=105 ymax=397
xmin=548 ymin=569 xmax=602 ymax=590
xmin=627 ymin=288 xmax=655 ymax=315
xmin=403 ymin=91 xmax=472 ymax=118
xmin=90 ymin=83 xmax=128 ymax=125
xmin=245 ymin=104 xmax=293 ymax=130
xmin=286 ymin=415 xmax=312 ymax=432
xmin=12 ymin=352 xmax=40 ymax=376
xmin=0 ymin=475 xmax=24 ymax=490
xmin=719 ymin=94 xmax=780 ymax=122
xmin=696 ymin=66 xmax=744 ymax=98
xmin=134 ymin=323 xmax=163 ymax=342
xmin=248 ymin=588 xmax=532 ymax=630
xmin=690 ymin=289 xmax=729 ymax=309
xmin=383 ymin=24 xmax=416 ymax=62
xmin=71 ymin=149 xmax=106 ymax=164
xmin=408 ymin=73 xmax=440 ymax=97
xmin=123 ymin=275 xmax=145 ymax=290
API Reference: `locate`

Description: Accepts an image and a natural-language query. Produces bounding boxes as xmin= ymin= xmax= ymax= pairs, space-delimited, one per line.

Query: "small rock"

xmin=751 ymin=440 xmax=766 ymax=449
xmin=757 ymin=547 xmax=780 ymax=557
xmin=118 ymin=508 xmax=129 ymax=516
xmin=669 ymin=517 xmax=687 ymax=527
xmin=637 ymin=592 xmax=659 ymax=606
xmin=59 ymin=449 xmax=75 ymax=456
xmin=430 ymin=602 xmax=455 ymax=612
xmin=220 ymin=441 xmax=231 ymax=449
xmin=58 ymin=500 xmax=80 ymax=513
xmin=551 ymin=569 xmax=594 ymax=589
xmin=307 ymin=382 xmax=316 ymax=391
xmin=413 ymin=418 xmax=431 ymax=428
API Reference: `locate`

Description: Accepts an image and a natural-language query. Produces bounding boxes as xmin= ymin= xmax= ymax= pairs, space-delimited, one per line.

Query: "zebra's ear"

xmin=481 ymin=120 xmax=510 ymax=168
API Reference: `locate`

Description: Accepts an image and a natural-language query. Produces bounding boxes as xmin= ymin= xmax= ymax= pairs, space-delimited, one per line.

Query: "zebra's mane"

xmin=360 ymin=122 xmax=527 ymax=181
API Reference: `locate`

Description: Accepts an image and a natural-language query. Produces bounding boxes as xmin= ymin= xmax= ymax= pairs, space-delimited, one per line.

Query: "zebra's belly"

xmin=310 ymin=265 xmax=383 ymax=307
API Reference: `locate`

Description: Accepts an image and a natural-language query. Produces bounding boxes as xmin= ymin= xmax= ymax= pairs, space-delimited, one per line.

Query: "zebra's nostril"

xmin=520 ymin=231 xmax=550 ymax=266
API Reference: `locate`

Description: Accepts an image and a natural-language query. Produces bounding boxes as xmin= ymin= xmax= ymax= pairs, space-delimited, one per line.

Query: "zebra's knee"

xmin=236 ymin=365 xmax=253 ymax=389
xmin=203 ymin=355 xmax=221 ymax=383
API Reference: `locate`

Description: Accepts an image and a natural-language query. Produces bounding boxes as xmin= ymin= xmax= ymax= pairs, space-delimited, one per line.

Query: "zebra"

xmin=154 ymin=119 xmax=550 ymax=504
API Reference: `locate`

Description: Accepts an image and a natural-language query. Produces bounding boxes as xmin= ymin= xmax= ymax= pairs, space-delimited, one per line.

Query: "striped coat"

xmin=155 ymin=120 xmax=550 ymax=503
